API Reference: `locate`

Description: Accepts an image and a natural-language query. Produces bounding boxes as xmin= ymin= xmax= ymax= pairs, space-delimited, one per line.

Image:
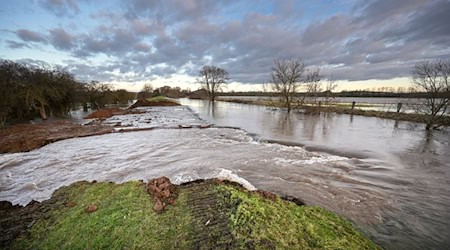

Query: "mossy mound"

xmin=129 ymin=97 xmax=180 ymax=109
xmin=3 ymin=179 xmax=379 ymax=249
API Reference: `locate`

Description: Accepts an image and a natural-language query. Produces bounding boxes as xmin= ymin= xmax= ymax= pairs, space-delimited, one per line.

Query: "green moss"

xmin=146 ymin=95 xmax=166 ymax=102
xmin=216 ymin=185 xmax=379 ymax=249
xmin=13 ymin=181 xmax=192 ymax=249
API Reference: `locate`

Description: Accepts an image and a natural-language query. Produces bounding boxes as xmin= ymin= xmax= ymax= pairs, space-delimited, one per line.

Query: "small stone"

xmin=85 ymin=204 xmax=98 ymax=213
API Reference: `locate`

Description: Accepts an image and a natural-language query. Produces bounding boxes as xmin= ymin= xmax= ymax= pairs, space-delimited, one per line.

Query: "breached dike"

xmin=0 ymin=128 xmax=352 ymax=206
xmin=0 ymin=103 xmax=392 ymax=248
xmin=102 ymin=106 xmax=210 ymax=130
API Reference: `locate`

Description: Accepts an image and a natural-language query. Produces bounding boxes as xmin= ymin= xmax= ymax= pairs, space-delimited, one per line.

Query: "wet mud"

xmin=0 ymin=121 xmax=114 ymax=154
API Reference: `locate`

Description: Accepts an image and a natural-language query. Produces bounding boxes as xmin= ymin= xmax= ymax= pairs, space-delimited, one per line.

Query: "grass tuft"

xmin=216 ymin=184 xmax=380 ymax=249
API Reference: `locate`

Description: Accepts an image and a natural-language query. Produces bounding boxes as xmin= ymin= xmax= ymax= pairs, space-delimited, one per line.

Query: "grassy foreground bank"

xmin=4 ymin=179 xmax=379 ymax=249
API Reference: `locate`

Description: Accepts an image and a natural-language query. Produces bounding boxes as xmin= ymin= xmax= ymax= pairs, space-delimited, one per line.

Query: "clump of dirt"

xmin=146 ymin=177 xmax=178 ymax=213
xmin=85 ymin=204 xmax=98 ymax=213
xmin=0 ymin=121 xmax=114 ymax=153
xmin=253 ymin=190 xmax=278 ymax=201
xmin=280 ymin=195 xmax=306 ymax=206
xmin=129 ymin=99 xmax=180 ymax=109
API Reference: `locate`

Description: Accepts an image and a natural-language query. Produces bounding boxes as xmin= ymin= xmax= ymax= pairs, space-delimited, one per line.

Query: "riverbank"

xmin=218 ymin=98 xmax=450 ymax=127
xmin=0 ymin=121 xmax=114 ymax=154
xmin=0 ymin=99 xmax=182 ymax=154
xmin=1 ymin=178 xmax=379 ymax=249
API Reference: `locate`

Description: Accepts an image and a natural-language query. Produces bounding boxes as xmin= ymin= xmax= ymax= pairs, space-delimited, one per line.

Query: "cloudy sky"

xmin=1 ymin=0 xmax=449 ymax=91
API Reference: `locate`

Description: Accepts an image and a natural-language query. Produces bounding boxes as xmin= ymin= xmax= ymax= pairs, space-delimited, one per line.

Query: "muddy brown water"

xmin=0 ymin=100 xmax=449 ymax=249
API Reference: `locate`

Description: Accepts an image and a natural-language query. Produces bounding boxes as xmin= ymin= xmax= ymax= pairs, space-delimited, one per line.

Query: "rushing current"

xmin=1 ymin=101 xmax=449 ymax=249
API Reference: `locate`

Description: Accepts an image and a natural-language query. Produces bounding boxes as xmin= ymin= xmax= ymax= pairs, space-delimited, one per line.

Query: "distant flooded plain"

xmin=0 ymin=100 xmax=449 ymax=249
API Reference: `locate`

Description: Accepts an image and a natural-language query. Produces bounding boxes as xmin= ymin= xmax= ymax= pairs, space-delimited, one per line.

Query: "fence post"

xmin=397 ymin=103 xmax=402 ymax=113
xmin=351 ymin=101 xmax=356 ymax=110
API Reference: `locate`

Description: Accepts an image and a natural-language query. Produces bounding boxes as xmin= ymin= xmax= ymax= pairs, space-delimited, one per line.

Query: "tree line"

xmin=0 ymin=60 xmax=135 ymax=126
xmin=1 ymin=58 xmax=448 ymax=130
xmin=199 ymin=58 xmax=449 ymax=130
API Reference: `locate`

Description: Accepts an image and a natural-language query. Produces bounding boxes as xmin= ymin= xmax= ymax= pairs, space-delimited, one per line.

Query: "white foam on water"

xmin=273 ymin=155 xmax=348 ymax=166
xmin=102 ymin=106 xmax=209 ymax=129
xmin=170 ymin=168 xmax=257 ymax=191
xmin=214 ymin=168 xmax=257 ymax=191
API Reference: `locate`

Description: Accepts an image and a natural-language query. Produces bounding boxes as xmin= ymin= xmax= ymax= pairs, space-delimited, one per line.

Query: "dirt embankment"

xmin=128 ymin=99 xmax=180 ymax=109
xmin=84 ymin=99 xmax=180 ymax=120
xmin=0 ymin=121 xmax=114 ymax=154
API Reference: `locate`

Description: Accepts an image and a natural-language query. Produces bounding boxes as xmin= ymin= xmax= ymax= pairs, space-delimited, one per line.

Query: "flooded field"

xmin=1 ymin=101 xmax=449 ymax=249
xmin=218 ymin=96 xmax=440 ymax=113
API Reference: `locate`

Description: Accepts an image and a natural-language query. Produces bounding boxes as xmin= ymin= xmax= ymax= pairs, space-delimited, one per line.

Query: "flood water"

xmin=1 ymin=100 xmax=449 ymax=249
xmin=179 ymin=99 xmax=450 ymax=249
xmin=218 ymin=96 xmax=447 ymax=113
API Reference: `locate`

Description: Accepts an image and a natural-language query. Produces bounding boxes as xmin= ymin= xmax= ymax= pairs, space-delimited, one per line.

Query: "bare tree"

xmin=198 ymin=65 xmax=229 ymax=102
xmin=270 ymin=58 xmax=306 ymax=112
xmin=412 ymin=60 xmax=450 ymax=130
xmin=137 ymin=83 xmax=154 ymax=100
xmin=323 ymin=76 xmax=339 ymax=106
xmin=305 ymin=67 xmax=322 ymax=106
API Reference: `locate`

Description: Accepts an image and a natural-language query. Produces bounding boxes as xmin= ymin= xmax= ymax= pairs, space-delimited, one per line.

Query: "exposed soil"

xmin=146 ymin=177 xmax=178 ymax=213
xmin=84 ymin=108 xmax=124 ymax=119
xmin=184 ymin=179 xmax=237 ymax=248
xmin=0 ymin=121 xmax=114 ymax=153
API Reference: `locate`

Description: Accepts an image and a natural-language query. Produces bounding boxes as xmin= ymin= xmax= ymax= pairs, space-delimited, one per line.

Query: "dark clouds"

xmin=49 ymin=28 xmax=74 ymax=50
xmin=16 ymin=29 xmax=47 ymax=43
xmin=7 ymin=0 xmax=450 ymax=83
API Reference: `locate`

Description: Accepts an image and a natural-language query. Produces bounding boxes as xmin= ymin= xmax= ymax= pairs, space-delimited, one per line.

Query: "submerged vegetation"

xmin=3 ymin=179 xmax=378 ymax=249
xmin=218 ymin=98 xmax=450 ymax=128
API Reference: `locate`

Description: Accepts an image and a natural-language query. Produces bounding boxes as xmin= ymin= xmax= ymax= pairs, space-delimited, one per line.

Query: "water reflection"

xmin=206 ymin=101 xmax=218 ymax=118
xmin=302 ymin=113 xmax=320 ymax=141
xmin=276 ymin=112 xmax=294 ymax=137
